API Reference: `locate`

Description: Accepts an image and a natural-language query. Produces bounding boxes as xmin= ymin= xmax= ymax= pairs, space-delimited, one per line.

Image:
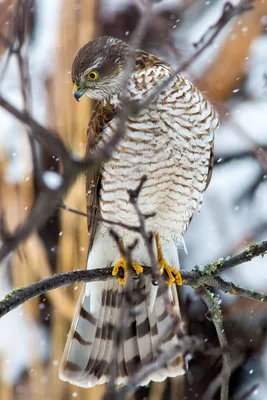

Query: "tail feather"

xmin=135 ymin=280 xmax=154 ymax=366
xmin=60 ymin=273 xmax=184 ymax=388
xmin=59 ymin=231 xmax=184 ymax=387
xmin=94 ymin=280 xmax=113 ymax=375
xmin=120 ymin=294 xmax=131 ymax=378
xmin=89 ymin=285 xmax=106 ymax=369
xmin=101 ymin=281 xmax=120 ymax=377
xmin=155 ymin=284 xmax=171 ymax=343
xmin=143 ymin=281 xmax=159 ymax=361
xmin=123 ymin=281 xmax=146 ymax=376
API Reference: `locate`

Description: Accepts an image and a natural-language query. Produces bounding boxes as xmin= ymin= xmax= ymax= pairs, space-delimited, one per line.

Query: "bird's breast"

xmin=98 ymin=68 xmax=217 ymax=242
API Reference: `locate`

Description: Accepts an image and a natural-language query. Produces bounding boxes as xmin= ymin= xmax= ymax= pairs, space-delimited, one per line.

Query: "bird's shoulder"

xmin=135 ymin=50 xmax=170 ymax=72
xmin=133 ymin=50 xmax=207 ymax=102
xmin=126 ymin=50 xmax=172 ymax=100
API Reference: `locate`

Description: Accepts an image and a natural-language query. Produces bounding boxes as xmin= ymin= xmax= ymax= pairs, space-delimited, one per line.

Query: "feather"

xmin=60 ymin=233 xmax=184 ymax=388
xmin=59 ymin=278 xmax=184 ymax=387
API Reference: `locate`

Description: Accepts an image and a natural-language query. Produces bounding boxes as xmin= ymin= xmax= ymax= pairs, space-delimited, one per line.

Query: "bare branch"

xmin=134 ymin=0 xmax=255 ymax=112
xmin=203 ymin=241 xmax=267 ymax=275
xmin=116 ymin=336 xmax=203 ymax=400
xmin=61 ymin=203 xmax=143 ymax=233
xmin=128 ymin=175 xmax=159 ymax=282
xmin=0 ymin=188 xmax=65 ymax=262
xmin=0 ymin=97 xmax=71 ymax=166
xmin=1 ymin=235 xmax=267 ymax=319
xmin=237 ymin=384 xmax=259 ymax=400
xmin=194 ymin=1 xmax=254 ymax=50
xmin=200 ymin=288 xmax=230 ymax=400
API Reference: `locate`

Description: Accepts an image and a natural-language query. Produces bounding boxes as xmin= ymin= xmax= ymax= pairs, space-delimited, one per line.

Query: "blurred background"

xmin=0 ymin=0 xmax=267 ymax=399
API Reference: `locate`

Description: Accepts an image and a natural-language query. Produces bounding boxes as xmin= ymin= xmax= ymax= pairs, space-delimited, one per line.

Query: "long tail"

xmin=59 ymin=252 xmax=184 ymax=388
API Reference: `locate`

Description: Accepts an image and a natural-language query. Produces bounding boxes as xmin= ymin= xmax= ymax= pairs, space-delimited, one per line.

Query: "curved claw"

xmin=159 ymin=261 xmax=182 ymax=286
xmin=112 ymin=260 xmax=128 ymax=285
xmin=112 ymin=258 xmax=143 ymax=285
xmin=131 ymin=261 xmax=143 ymax=275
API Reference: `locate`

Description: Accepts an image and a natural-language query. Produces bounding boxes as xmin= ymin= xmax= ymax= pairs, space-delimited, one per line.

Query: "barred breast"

xmin=99 ymin=64 xmax=219 ymax=244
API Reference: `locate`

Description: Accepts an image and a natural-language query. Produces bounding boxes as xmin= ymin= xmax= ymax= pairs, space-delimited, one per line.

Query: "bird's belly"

xmin=99 ymin=135 xmax=203 ymax=243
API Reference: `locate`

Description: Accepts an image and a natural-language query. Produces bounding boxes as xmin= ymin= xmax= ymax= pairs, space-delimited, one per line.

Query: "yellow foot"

xmin=159 ymin=259 xmax=183 ymax=286
xmin=155 ymin=232 xmax=183 ymax=286
xmin=112 ymin=257 xmax=143 ymax=285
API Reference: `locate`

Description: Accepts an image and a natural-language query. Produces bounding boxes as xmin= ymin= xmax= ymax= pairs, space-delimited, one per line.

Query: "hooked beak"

xmin=73 ymin=89 xmax=85 ymax=102
xmin=73 ymin=83 xmax=85 ymax=102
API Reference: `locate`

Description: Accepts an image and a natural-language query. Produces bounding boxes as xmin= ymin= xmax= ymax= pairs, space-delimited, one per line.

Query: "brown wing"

xmin=204 ymin=142 xmax=214 ymax=191
xmin=86 ymin=101 xmax=116 ymax=251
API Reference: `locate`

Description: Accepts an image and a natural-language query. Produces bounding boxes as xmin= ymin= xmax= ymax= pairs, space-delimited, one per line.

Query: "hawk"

xmin=59 ymin=36 xmax=219 ymax=388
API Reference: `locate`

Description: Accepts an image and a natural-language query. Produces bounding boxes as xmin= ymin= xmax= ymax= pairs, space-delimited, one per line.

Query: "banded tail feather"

xmin=59 ymin=257 xmax=184 ymax=388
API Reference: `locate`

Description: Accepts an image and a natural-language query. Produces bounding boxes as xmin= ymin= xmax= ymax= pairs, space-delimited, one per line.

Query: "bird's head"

xmin=71 ymin=36 xmax=130 ymax=102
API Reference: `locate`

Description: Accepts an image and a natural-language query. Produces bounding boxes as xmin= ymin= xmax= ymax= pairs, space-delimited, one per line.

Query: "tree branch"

xmin=1 ymin=236 xmax=267 ymax=319
xmin=202 ymin=241 xmax=267 ymax=275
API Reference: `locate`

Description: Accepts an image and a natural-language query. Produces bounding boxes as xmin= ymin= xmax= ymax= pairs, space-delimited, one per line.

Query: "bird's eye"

xmin=87 ymin=71 xmax=99 ymax=81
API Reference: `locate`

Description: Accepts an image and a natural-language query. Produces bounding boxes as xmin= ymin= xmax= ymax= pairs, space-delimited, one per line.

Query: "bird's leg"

xmin=112 ymin=240 xmax=143 ymax=285
xmin=155 ymin=232 xmax=182 ymax=286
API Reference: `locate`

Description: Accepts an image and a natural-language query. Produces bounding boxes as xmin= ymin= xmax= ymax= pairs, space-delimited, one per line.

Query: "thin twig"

xmin=237 ymin=384 xmax=259 ymax=400
xmin=134 ymin=0 xmax=254 ymax=113
xmin=128 ymin=176 xmax=184 ymax=336
xmin=117 ymin=336 xmax=203 ymax=399
xmin=0 ymin=96 xmax=71 ymax=167
xmin=204 ymin=241 xmax=267 ymax=275
xmin=128 ymin=175 xmax=158 ymax=279
xmin=61 ymin=203 xmax=154 ymax=233
xmin=200 ymin=288 xmax=231 ymax=400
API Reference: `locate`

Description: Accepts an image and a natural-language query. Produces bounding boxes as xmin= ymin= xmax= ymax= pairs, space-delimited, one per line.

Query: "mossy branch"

xmin=1 ymin=237 xmax=267 ymax=319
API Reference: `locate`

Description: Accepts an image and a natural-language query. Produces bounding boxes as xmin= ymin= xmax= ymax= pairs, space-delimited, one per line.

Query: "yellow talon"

xmin=159 ymin=261 xmax=183 ymax=286
xmin=112 ymin=258 xmax=128 ymax=285
xmin=155 ymin=232 xmax=183 ymax=286
xmin=112 ymin=256 xmax=143 ymax=285
xmin=131 ymin=261 xmax=143 ymax=275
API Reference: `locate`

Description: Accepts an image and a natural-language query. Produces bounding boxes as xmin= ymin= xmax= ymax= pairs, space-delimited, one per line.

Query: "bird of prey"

xmin=59 ymin=36 xmax=219 ymax=388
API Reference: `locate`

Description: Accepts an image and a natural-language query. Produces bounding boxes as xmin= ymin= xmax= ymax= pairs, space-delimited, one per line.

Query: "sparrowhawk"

xmin=59 ymin=36 xmax=219 ymax=388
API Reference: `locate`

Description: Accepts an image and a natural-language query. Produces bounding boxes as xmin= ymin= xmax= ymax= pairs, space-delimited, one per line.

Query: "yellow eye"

xmin=87 ymin=71 xmax=99 ymax=81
